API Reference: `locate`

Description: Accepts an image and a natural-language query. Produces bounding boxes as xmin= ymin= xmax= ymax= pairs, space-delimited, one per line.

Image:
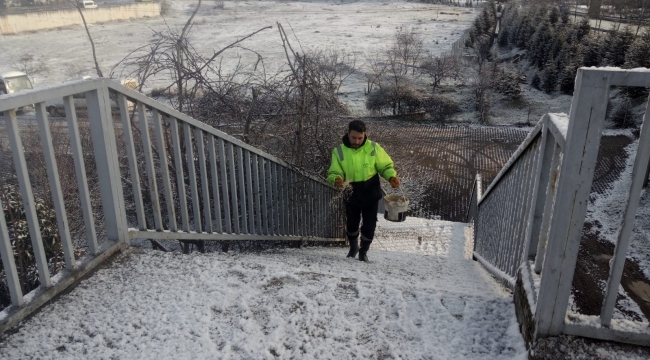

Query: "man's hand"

xmin=389 ymin=177 xmax=401 ymax=189
xmin=334 ymin=177 xmax=345 ymax=188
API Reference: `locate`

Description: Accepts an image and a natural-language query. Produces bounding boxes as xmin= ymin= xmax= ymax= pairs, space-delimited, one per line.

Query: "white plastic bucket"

xmin=383 ymin=194 xmax=409 ymax=222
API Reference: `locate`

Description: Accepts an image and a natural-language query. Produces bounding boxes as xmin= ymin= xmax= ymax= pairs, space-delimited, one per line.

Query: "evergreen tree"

xmin=532 ymin=73 xmax=542 ymax=90
xmin=560 ymin=64 xmax=578 ymax=95
xmin=581 ymin=34 xmax=601 ymax=67
xmin=625 ymin=31 xmax=650 ymax=69
xmin=623 ymin=31 xmax=650 ymax=99
xmin=576 ymin=18 xmax=591 ymax=40
xmin=610 ymin=98 xmax=635 ymax=128
xmin=549 ymin=7 xmax=559 ymax=25
xmin=498 ymin=28 xmax=509 ymax=47
xmin=603 ymin=27 xmax=635 ymax=67
xmin=542 ymin=59 xmax=558 ymax=94
xmin=560 ymin=8 xmax=570 ymax=25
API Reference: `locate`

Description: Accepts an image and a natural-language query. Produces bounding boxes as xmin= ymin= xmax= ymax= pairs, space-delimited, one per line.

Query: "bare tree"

xmin=393 ymin=27 xmax=424 ymax=76
xmin=70 ymin=0 xmax=103 ymax=77
xmin=12 ymin=53 xmax=48 ymax=77
xmin=419 ymin=53 xmax=462 ymax=92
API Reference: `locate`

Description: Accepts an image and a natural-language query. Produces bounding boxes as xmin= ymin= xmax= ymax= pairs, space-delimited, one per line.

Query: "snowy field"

xmin=0 ymin=218 xmax=529 ymax=359
xmin=0 ymin=0 xmax=479 ymax=114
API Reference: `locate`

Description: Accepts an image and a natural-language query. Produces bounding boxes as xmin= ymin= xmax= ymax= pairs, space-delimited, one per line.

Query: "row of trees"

xmin=499 ymin=3 xmax=650 ymax=96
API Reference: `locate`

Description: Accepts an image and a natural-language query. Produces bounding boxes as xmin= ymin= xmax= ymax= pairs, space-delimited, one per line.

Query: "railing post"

xmin=535 ymin=69 xmax=611 ymax=336
xmin=85 ymin=80 xmax=129 ymax=245
xmin=523 ymin=117 xmax=552 ymax=260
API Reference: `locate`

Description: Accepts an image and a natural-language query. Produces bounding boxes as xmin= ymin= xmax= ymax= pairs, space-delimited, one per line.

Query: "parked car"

xmin=0 ymin=71 xmax=34 ymax=112
xmin=78 ymin=0 xmax=98 ymax=9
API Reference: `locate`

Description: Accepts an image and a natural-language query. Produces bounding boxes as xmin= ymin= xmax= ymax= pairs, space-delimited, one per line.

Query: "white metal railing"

xmin=470 ymin=112 xmax=567 ymax=287
xmin=471 ymin=68 xmax=650 ymax=346
xmin=0 ymin=78 xmax=345 ymax=333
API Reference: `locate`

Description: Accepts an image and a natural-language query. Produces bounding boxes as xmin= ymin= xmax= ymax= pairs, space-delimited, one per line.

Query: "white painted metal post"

xmin=4 ymin=109 xmax=52 ymax=287
xmin=524 ymin=120 xmax=552 ymax=259
xmin=0 ymin=195 xmax=24 ymax=306
xmin=601 ymin=96 xmax=650 ymax=326
xmin=219 ymin=139 xmax=232 ymax=234
xmin=208 ymin=136 xmax=223 ymax=233
xmin=85 ymin=85 xmax=129 ymax=245
xmin=253 ymin=155 xmax=263 ymax=235
xmin=65 ymin=96 xmax=99 ymax=254
xmin=258 ymin=157 xmax=268 ymax=235
xmin=227 ymin=142 xmax=240 ymax=234
xmin=237 ymin=147 xmax=248 ymax=234
xmin=196 ymin=129 xmax=212 ymax=233
xmin=271 ymin=162 xmax=279 ymax=235
xmin=534 ymin=143 xmax=561 ymax=274
xmin=183 ymin=123 xmax=201 ymax=232
xmin=536 ymin=69 xmax=611 ymax=336
xmin=169 ymin=117 xmax=189 ymax=232
xmin=245 ymin=151 xmax=255 ymax=234
xmin=35 ymin=102 xmax=76 ymax=269
xmin=138 ymin=102 xmax=162 ymax=231
xmin=152 ymin=110 xmax=177 ymax=232
xmin=117 ymin=95 xmax=146 ymax=230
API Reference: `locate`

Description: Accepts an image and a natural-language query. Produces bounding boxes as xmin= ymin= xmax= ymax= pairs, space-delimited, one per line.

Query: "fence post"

xmin=85 ymin=79 xmax=129 ymax=245
xmin=535 ymin=69 xmax=610 ymax=336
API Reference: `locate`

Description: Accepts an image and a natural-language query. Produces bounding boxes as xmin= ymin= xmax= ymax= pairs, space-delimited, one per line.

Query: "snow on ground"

xmin=0 ymin=0 xmax=479 ymax=114
xmin=0 ymin=218 xmax=528 ymax=359
xmin=586 ymin=139 xmax=650 ymax=280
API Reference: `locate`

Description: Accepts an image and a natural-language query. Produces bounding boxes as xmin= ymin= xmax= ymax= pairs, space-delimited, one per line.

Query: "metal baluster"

xmin=152 ymin=110 xmax=177 ymax=231
xmin=117 ymin=95 xmax=145 ymax=230
xmin=64 ymin=95 xmax=98 ymax=254
xmin=35 ymin=102 xmax=75 ymax=269
xmin=271 ymin=162 xmax=279 ymax=236
xmin=219 ymin=139 xmax=232 ymax=234
xmin=196 ymin=129 xmax=212 ymax=233
xmin=245 ymin=151 xmax=255 ymax=234
xmin=0 ymin=193 xmax=23 ymax=306
xmin=4 ymin=109 xmax=51 ymax=287
xmin=137 ymin=102 xmax=162 ymax=231
xmin=237 ymin=147 xmax=248 ymax=234
xmin=170 ymin=118 xmax=189 ymax=232
xmin=253 ymin=155 xmax=263 ymax=235
xmin=227 ymin=142 xmax=240 ymax=234
xmin=183 ymin=123 xmax=201 ymax=232
xmin=208 ymin=136 xmax=223 ymax=233
xmin=259 ymin=157 xmax=269 ymax=235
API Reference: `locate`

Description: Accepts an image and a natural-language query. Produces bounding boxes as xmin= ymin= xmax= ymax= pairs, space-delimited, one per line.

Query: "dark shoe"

xmin=358 ymin=239 xmax=372 ymax=262
xmin=346 ymin=232 xmax=359 ymax=258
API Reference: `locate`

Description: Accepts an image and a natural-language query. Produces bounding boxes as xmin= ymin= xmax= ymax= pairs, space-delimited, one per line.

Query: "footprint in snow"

xmin=440 ymin=296 xmax=466 ymax=321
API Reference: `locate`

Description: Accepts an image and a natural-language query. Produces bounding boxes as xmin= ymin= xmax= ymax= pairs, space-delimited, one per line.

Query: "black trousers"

xmin=345 ymin=199 xmax=379 ymax=241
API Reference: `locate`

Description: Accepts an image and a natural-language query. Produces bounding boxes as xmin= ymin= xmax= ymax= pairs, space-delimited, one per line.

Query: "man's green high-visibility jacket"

xmin=327 ymin=135 xmax=396 ymax=204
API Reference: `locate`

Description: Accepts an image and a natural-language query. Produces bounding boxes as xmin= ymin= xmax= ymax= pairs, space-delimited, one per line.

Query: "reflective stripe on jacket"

xmin=327 ymin=137 xmax=397 ymax=186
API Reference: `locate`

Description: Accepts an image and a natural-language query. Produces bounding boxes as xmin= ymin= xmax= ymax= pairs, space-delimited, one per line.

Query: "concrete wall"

xmin=0 ymin=3 xmax=160 ymax=35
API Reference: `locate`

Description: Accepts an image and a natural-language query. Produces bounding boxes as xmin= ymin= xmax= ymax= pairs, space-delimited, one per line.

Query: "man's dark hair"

xmin=348 ymin=120 xmax=366 ymax=133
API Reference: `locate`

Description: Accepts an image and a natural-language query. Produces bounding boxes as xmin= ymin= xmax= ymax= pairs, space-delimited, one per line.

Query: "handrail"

xmin=466 ymin=173 xmax=482 ymax=223
xmin=472 ymin=114 xmax=568 ymax=287
xmin=105 ymin=80 xmax=333 ymax=188
xmin=478 ymin=118 xmax=546 ymax=206
xmin=0 ymin=78 xmax=345 ymax=335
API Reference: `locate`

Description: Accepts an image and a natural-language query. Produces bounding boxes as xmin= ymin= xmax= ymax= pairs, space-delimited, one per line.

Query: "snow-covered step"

xmin=0 ymin=218 xmax=527 ymax=359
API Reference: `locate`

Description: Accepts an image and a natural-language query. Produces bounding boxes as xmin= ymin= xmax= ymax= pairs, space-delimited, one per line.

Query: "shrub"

xmin=610 ymin=98 xmax=636 ymax=128
xmin=423 ymin=95 xmax=460 ymax=123
xmin=0 ymin=184 xmax=82 ymax=309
